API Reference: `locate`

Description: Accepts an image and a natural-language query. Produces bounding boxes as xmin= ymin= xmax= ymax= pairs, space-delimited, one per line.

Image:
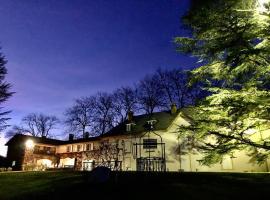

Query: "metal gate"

xmin=133 ymin=120 xmax=166 ymax=172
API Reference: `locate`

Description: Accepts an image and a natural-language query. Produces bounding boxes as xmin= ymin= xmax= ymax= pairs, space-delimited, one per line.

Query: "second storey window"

xmin=86 ymin=143 xmax=93 ymax=151
xmin=67 ymin=146 xmax=71 ymax=153
xmin=126 ymin=124 xmax=132 ymax=132
xmin=143 ymin=139 xmax=157 ymax=149
xmin=77 ymin=145 xmax=81 ymax=152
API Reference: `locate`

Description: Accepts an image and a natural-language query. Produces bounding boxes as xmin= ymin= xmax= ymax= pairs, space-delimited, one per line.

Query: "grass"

xmin=0 ymin=171 xmax=270 ymax=200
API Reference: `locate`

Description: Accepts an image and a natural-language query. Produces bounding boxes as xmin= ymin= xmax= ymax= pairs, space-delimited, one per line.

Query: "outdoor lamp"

xmin=257 ymin=0 xmax=269 ymax=13
xmin=25 ymin=139 xmax=35 ymax=149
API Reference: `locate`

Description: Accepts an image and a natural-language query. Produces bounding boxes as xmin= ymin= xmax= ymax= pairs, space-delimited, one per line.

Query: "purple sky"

xmin=0 ymin=0 xmax=198 ymax=155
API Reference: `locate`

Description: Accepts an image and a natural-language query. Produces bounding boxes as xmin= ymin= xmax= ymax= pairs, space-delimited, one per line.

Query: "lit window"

xmin=77 ymin=145 xmax=81 ymax=152
xmin=67 ymin=146 xmax=71 ymax=153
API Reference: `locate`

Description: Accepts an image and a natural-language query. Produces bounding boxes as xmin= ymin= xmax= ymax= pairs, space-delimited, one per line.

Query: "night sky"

xmin=0 ymin=0 xmax=198 ymax=155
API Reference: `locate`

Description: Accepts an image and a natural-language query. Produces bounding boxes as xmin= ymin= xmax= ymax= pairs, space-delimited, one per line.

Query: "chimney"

xmin=127 ymin=111 xmax=134 ymax=122
xmin=171 ymin=103 xmax=177 ymax=114
xmin=69 ymin=134 xmax=74 ymax=141
xmin=84 ymin=132 xmax=89 ymax=139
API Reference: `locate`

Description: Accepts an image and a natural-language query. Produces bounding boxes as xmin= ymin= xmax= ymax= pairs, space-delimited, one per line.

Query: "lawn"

xmin=0 ymin=171 xmax=270 ymax=200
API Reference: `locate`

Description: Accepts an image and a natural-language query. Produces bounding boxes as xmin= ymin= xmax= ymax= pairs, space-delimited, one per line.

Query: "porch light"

xmin=25 ymin=139 xmax=35 ymax=149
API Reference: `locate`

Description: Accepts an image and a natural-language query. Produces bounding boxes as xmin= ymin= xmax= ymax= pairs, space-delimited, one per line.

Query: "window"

xmin=124 ymin=141 xmax=131 ymax=152
xmin=146 ymin=120 xmax=157 ymax=130
xmin=67 ymin=146 xmax=71 ymax=153
xmin=126 ymin=124 xmax=132 ymax=132
xmin=77 ymin=145 xmax=81 ymax=152
xmin=34 ymin=145 xmax=40 ymax=152
xmin=126 ymin=123 xmax=136 ymax=132
xmin=143 ymin=139 xmax=157 ymax=149
xmin=51 ymin=147 xmax=56 ymax=152
xmin=44 ymin=146 xmax=51 ymax=154
xmin=147 ymin=120 xmax=157 ymax=125
xmin=86 ymin=143 xmax=92 ymax=151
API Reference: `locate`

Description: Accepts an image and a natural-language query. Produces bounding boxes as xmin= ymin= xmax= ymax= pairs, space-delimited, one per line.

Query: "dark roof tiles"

xmin=104 ymin=110 xmax=179 ymax=137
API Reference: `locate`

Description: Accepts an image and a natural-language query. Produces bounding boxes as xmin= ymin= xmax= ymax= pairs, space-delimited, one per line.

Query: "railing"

xmin=83 ymin=161 xmax=122 ymax=171
xmin=136 ymin=157 xmax=166 ymax=172
xmin=33 ymin=149 xmax=56 ymax=155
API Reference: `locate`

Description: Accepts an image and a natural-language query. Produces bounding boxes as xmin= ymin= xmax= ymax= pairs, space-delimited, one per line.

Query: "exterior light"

xmin=244 ymin=129 xmax=257 ymax=135
xmin=25 ymin=139 xmax=34 ymax=149
xmin=236 ymin=0 xmax=269 ymax=14
xmin=257 ymin=0 xmax=269 ymax=13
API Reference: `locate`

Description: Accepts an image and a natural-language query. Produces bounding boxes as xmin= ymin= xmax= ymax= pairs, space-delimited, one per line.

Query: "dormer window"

xmin=126 ymin=123 xmax=135 ymax=132
xmin=146 ymin=119 xmax=157 ymax=130
xmin=126 ymin=123 xmax=132 ymax=132
xmin=147 ymin=119 xmax=157 ymax=125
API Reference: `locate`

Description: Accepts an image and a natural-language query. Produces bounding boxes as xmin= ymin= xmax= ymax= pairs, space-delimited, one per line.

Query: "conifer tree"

xmin=176 ymin=0 xmax=270 ymax=165
xmin=0 ymin=49 xmax=13 ymax=131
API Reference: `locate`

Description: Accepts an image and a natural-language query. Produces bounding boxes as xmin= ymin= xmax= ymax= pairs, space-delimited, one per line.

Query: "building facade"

xmin=5 ymin=108 xmax=270 ymax=172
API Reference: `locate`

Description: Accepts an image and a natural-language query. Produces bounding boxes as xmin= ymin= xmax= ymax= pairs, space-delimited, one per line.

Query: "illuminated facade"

xmin=5 ymin=108 xmax=270 ymax=172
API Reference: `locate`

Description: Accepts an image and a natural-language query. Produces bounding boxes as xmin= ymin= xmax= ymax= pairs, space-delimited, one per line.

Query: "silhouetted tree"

xmin=137 ymin=75 xmax=165 ymax=115
xmin=112 ymin=86 xmax=138 ymax=123
xmin=93 ymin=92 xmax=115 ymax=135
xmin=6 ymin=113 xmax=59 ymax=138
xmin=155 ymin=68 xmax=203 ymax=109
xmin=65 ymin=97 xmax=95 ymax=137
xmin=0 ymin=48 xmax=13 ymax=132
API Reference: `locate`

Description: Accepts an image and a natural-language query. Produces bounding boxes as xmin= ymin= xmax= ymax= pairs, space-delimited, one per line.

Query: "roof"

xmin=5 ymin=110 xmax=184 ymax=146
xmin=104 ymin=110 xmax=180 ymax=137
xmin=5 ymin=134 xmax=101 ymax=146
xmin=5 ymin=134 xmax=65 ymax=146
xmin=61 ymin=136 xmax=100 ymax=144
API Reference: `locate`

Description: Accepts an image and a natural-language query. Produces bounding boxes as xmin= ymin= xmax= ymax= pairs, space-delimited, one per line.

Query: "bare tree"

xmin=6 ymin=113 xmax=59 ymax=138
xmin=137 ymin=74 xmax=165 ymax=115
xmin=23 ymin=113 xmax=59 ymax=137
xmin=93 ymin=92 xmax=115 ymax=135
xmin=5 ymin=125 xmax=25 ymax=138
xmin=112 ymin=86 xmax=138 ymax=123
xmin=155 ymin=68 xmax=176 ymax=109
xmin=65 ymin=97 xmax=95 ymax=138
xmin=156 ymin=68 xmax=203 ymax=109
xmin=65 ymin=93 xmax=118 ymax=137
